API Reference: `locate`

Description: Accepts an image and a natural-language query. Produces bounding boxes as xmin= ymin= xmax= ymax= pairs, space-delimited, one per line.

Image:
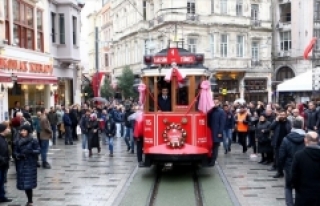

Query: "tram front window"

xmin=157 ymin=77 xmax=172 ymax=111
xmin=176 ymin=78 xmax=189 ymax=105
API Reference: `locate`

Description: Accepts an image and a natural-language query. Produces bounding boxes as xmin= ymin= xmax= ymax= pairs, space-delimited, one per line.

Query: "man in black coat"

xmin=278 ymin=119 xmax=305 ymax=206
xmin=305 ymin=101 xmax=320 ymax=132
xmin=269 ymin=109 xmax=291 ymax=177
xmin=291 ymin=131 xmax=320 ymax=206
xmin=158 ymin=88 xmax=171 ymax=112
xmin=0 ymin=124 xmax=12 ymax=203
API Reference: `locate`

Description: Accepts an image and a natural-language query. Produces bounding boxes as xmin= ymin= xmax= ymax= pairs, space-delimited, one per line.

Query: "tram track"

xmin=147 ymin=166 xmax=204 ymax=206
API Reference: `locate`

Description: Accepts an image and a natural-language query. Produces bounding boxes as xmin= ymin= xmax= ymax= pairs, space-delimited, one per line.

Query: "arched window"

xmin=276 ymin=67 xmax=295 ymax=81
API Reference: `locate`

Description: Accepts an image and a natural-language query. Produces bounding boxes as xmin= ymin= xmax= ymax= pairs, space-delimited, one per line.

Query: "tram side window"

xmin=176 ymin=77 xmax=189 ymax=105
xmin=195 ymin=76 xmax=202 ymax=110
xmin=148 ymin=77 xmax=155 ymax=112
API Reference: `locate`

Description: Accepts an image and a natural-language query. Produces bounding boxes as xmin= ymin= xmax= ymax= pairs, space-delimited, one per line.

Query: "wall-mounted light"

xmin=21 ymin=85 xmax=28 ymax=90
xmin=36 ymin=85 xmax=44 ymax=90
xmin=50 ymin=84 xmax=58 ymax=96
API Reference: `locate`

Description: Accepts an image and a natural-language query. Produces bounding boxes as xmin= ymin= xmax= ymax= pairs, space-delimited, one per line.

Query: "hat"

xmin=0 ymin=124 xmax=7 ymax=133
xmin=20 ymin=124 xmax=32 ymax=133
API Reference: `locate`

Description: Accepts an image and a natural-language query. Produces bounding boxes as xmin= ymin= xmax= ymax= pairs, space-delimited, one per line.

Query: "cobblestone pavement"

xmin=3 ymin=137 xmax=137 ymax=206
xmin=217 ymin=142 xmax=286 ymax=206
xmin=2 ymin=137 xmax=287 ymax=206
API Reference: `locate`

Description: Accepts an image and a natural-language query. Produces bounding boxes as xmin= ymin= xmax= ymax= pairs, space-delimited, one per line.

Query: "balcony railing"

xmin=251 ymin=60 xmax=262 ymax=66
xmin=251 ymin=20 xmax=261 ymax=27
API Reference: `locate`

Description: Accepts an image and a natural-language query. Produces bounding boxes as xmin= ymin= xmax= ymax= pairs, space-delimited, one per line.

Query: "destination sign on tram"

xmin=153 ymin=56 xmax=195 ymax=64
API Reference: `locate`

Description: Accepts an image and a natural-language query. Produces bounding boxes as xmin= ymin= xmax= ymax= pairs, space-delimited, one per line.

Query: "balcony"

xmin=251 ymin=60 xmax=262 ymax=67
xmin=251 ymin=20 xmax=261 ymax=27
xmin=186 ymin=13 xmax=199 ymax=21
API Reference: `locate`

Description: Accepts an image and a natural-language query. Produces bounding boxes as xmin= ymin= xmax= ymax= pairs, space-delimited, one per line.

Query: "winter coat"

xmin=47 ymin=111 xmax=58 ymax=126
xmin=0 ymin=134 xmax=10 ymax=170
xmin=305 ymin=109 xmax=320 ymax=131
xmin=105 ymin=120 xmax=116 ymax=137
xmin=269 ymin=120 xmax=291 ymax=148
xmin=33 ymin=117 xmax=41 ymax=133
xmin=255 ymin=121 xmax=272 ymax=153
xmin=14 ymin=135 xmax=40 ymax=190
xmin=113 ymin=110 xmax=123 ymax=123
xmin=63 ymin=113 xmax=72 ymax=127
xmin=56 ymin=110 xmax=64 ymax=124
xmin=278 ymin=129 xmax=305 ymax=174
xmin=223 ymin=111 xmax=235 ymax=130
xmin=69 ymin=110 xmax=78 ymax=126
xmin=292 ymin=146 xmax=320 ymax=206
xmin=79 ymin=115 xmax=90 ymax=134
xmin=40 ymin=115 xmax=52 ymax=140
xmin=88 ymin=120 xmax=100 ymax=149
xmin=124 ymin=110 xmax=134 ymax=128
xmin=207 ymin=107 xmax=226 ymax=143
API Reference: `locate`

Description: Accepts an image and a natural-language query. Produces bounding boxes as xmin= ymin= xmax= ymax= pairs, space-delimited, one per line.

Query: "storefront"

xmin=0 ymin=47 xmax=58 ymax=118
xmin=215 ymin=79 xmax=240 ymax=102
xmin=244 ymin=79 xmax=268 ymax=103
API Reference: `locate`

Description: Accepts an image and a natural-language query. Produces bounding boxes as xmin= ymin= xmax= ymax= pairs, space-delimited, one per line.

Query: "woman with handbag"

xmin=14 ymin=124 xmax=40 ymax=206
xmin=256 ymin=114 xmax=273 ymax=164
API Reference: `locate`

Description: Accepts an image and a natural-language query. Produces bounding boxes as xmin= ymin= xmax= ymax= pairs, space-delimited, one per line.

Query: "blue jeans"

xmin=223 ymin=129 xmax=232 ymax=151
xmin=82 ymin=133 xmax=88 ymax=149
xmin=40 ymin=139 xmax=49 ymax=163
xmin=51 ymin=125 xmax=57 ymax=144
xmin=0 ymin=169 xmax=6 ymax=199
xmin=125 ymin=127 xmax=134 ymax=152
xmin=108 ymin=136 xmax=114 ymax=153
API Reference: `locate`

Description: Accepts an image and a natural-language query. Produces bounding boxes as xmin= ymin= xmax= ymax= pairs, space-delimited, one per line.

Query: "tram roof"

xmin=141 ymin=66 xmax=209 ymax=77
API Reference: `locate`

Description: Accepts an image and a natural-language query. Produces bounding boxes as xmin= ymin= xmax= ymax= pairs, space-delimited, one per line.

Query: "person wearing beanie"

xmin=14 ymin=124 xmax=40 ymax=206
xmin=0 ymin=123 xmax=12 ymax=203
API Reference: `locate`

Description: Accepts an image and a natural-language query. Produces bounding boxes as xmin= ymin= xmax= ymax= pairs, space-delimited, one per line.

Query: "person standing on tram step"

xmin=158 ymin=88 xmax=171 ymax=112
xmin=207 ymin=99 xmax=226 ymax=167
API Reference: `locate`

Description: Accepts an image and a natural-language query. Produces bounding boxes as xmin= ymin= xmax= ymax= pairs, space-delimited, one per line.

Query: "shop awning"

xmin=0 ymin=72 xmax=12 ymax=82
xmin=14 ymin=73 xmax=58 ymax=84
xmin=277 ymin=70 xmax=312 ymax=92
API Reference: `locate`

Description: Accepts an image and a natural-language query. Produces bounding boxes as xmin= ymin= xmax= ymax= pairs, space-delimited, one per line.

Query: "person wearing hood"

xmin=256 ymin=114 xmax=272 ymax=164
xmin=291 ymin=131 xmax=320 ymax=206
xmin=278 ymin=119 xmax=305 ymax=206
xmin=14 ymin=124 xmax=40 ymax=206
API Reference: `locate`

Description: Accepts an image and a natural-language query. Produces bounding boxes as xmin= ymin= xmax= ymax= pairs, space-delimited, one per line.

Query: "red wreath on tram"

xmin=162 ymin=123 xmax=187 ymax=148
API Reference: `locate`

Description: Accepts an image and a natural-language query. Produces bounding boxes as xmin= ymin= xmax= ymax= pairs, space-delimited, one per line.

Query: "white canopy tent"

xmin=277 ymin=70 xmax=312 ymax=92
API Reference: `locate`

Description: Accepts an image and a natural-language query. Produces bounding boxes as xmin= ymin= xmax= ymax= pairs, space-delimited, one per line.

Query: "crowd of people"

xmin=0 ymin=99 xmax=320 ymax=205
xmin=207 ymin=100 xmax=320 ymax=206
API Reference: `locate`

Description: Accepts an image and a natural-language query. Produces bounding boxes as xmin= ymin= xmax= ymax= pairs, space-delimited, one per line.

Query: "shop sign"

xmin=0 ymin=57 xmax=53 ymax=74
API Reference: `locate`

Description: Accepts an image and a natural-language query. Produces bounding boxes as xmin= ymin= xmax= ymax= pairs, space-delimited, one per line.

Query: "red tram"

xmin=135 ymin=47 xmax=216 ymax=167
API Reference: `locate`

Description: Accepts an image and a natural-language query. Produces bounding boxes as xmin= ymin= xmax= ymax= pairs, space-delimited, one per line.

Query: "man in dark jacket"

xmin=222 ymin=104 xmax=234 ymax=154
xmin=47 ymin=107 xmax=58 ymax=145
xmin=292 ymin=131 xmax=320 ymax=206
xmin=158 ymin=88 xmax=171 ymax=111
xmin=305 ymin=101 xmax=320 ymax=132
xmin=0 ymin=123 xmax=12 ymax=202
xmin=207 ymin=100 xmax=226 ymax=167
xmin=124 ymin=104 xmax=135 ymax=153
xmin=79 ymin=110 xmax=90 ymax=150
xmin=63 ymin=109 xmax=73 ymax=145
xmin=105 ymin=115 xmax=116 ymax=157
xmin=278 ymin=119 xmax=305 ymax=206
xmin=269 ymin=109 xmax=291 ymax=176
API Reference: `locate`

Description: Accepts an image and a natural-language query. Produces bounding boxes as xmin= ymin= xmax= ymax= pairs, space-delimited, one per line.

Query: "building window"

xmin=251 ymin=41 xmax=259 ymax=61
xmin=251 ymin=4 xmax=259 ymax=20
xmin=4 ymin=0 xmax=9 ymax=44
xmin=236 ymin=35 xmax=244 ymax=57
xmin=59 ymin=14 xmax=65 ymax=44
xmin=12 ymin=0 xmax=34 ymax=50
xmin=280 ymin=4 xmax=291 ymax=22
xmin=314 ymin=29 xmax=320 ymax=50
xmin=221 ymin=0 xmax=227 ymax=14
xmin=220 ymin=34 xmax=228 ymax=57
xmin=211 ymin=0 xmax=214 ymax=14
xmin=276 ymin=67 xmax=295 ymax=81
xmin=236 ymin=0 xmax=243 ymax=16
xmin=187 ymin=0 xmax=196 ymax=14
xmin=188 ymin=38 xmax=197 ymax=53
xmin=51 ymin=12 xmax=56 ymax=43
xmin=315 ymin=1 xmax=320 ymax=21
xmin=143 ymin=0 xmax=146 ymax=20
xmin=104 ymin=54 xmax=109 ymax=67
xmin=37 ymin=10 xmax=43 ymax=52
xmin=280 ymin=31 xmax=291 ymax=51
xmin=210 ymin=34 xmax=214 ymax=58
xmin=72 ymin=16 xmax=77 ymax=45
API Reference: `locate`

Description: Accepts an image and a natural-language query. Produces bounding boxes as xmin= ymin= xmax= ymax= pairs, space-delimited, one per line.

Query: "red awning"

xmin=0 ymin=72 xmax=12 ymax=82
xmin=15 ymin=73 xmax=58 ymax=84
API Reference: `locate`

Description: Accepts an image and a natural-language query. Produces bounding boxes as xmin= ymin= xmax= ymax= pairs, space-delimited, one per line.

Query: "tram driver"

xmin=158 ymin=88 xmax=171 ymax=112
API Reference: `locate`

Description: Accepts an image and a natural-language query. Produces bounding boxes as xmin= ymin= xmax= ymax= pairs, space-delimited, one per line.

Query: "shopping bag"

xmin=76 ymin=125 xmax=81 ymax=135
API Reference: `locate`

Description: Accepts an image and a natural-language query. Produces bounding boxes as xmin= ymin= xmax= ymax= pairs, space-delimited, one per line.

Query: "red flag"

xmin=304 ymin=37 xmax=317 ymax=60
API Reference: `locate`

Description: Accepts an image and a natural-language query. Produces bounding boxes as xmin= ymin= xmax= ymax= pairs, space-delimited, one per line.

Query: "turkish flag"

xmin=303 ymin=37 xmax=317 ymax=60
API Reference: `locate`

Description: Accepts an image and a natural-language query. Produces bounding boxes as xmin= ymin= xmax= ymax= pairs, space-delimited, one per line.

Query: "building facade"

xmin=272 ymin=0 xmax=314 ymax=102
xmin=108 ymin=0 xmax=273 ymax=102
xmin=0 ymin=0 xmax=56 ymax=121
xmin=49 ymin=0 xmax=84 ymax=106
